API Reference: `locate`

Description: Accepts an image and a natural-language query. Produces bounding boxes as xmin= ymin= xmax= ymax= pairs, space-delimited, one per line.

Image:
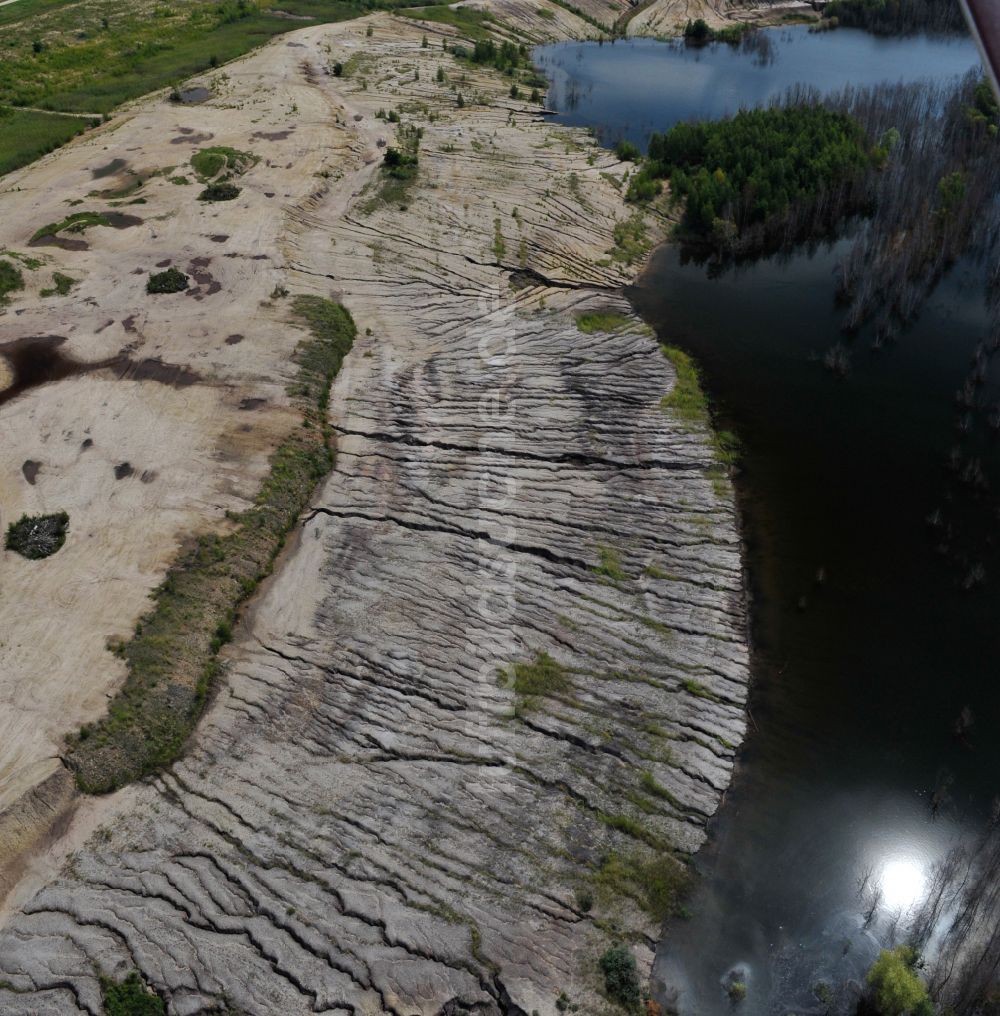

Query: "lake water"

xmin=534 ymin=29 xmax=979 ymax=147
xmin=534 ymin=25 xmax=994 ymax=1016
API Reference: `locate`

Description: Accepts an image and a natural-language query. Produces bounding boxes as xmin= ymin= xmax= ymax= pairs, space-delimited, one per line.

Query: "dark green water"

xmin=535 ymin=26 xmax=997 ymax=1015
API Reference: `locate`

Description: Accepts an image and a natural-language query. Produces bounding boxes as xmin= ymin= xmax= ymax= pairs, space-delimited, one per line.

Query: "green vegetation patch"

xmin=594 ymin=544 xmax=626 ymax=581
xmin=659 ymin=344 xmax=708 ymax=426
xmin=397 ymin=4 xmax=497 ymax=41
xmin=639 ymin=770 xmax=682 ymax=809
xmin=65 ymin=295 xmax=356 ymax=793
xmin=628 ymin=105 xmax=871 ymax=253
xmin=682 ymin=677 xmax=717 ymax=700
xmin=682 ymin=17 xmax=752 ymax=45
xmin=0 ymin=106 xmax=95 ymax=177
xmin=608 ymin=212 xmax=651 ymax=265
xmin=614 ymin=139 xmax=641 ymax=162
xmin=30 ymin=210 xmax=111 ymax=242
xmin=146 ymin=266 xmax=189 ymax=294
xmin=101 ymin=970 xmax=166 ymax=1016
xmin=191 ymin=145 xmax=258 ymax=182
xmin=865 ymin=946 xmax=932 ymax=1016
xmin=198 ymin=181 xmax=242 ymax=201
xmin=40 ymin=271 xmax=76 ymax=296
xmin=5 ymin=512 xmax=69 ymax=559
xmin=659 ymin=343 xmax=740 ymax=488
xmin=576 ymin=309 xmax=632 ymax=334
xmin=822 ymin=0 xmax=966 ymax=34
xmin=510 ymin=650 xmax=569 ymax=699
xmin=593 ymin=849 xmax=691 ymax=923
xmin=362 ymin=123 xmax=421 ymax=211
xmin=599 ymin=945 xmax=642 ymax=1014
xmin=0 ymin=258 xmax=25 ymax=304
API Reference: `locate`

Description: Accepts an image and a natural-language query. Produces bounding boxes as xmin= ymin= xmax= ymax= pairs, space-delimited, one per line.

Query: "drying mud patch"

xmin=0 ymin=336 xmax=108 ymax=409
xmin=90 ymin=158 xmax=128 ymax=179
xmin=0 ymin=336 xmax=202 ymax=410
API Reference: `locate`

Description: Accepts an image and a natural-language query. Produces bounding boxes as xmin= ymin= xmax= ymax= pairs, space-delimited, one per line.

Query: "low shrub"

xmin=198 ymin=182 xmax=241 ymax=201
xmin=599 ymin=945 xmax=642 ymax=1013
xmin=100 ymin=970 xmax=166 ymax=1016
xmin=5 ymin=512 xmax=69 ymax=559
xmin=147 ymin=267 xmax=189 ymax=293
xmin=615 ymin=139 xmax=641 ymax=162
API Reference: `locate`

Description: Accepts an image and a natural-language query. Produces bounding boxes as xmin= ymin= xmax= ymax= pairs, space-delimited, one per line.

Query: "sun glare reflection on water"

xmin=878 ymin=857 xmax=928 ymax=912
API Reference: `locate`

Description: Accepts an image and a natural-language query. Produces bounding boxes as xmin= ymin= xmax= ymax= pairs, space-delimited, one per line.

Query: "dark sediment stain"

xmin=0 ymin=337 xmax=93 ymax=408
xmin=0 ymin=336 xmax=201 ymax=409
xmin=91 ymin=158 xmax=128 ymax=179
xmin=21 ymin=460 xmax=40 ymax=485
xmin=187 ymin=258 xmax=222 ymax=297
xmin=29 ymin=234 xmax=88 ymax=251
xmin=171 ymin=131 xmax=214 ymax=145
xmin=102 ymin=212 xmax=143 ymax=230
xmin=119 ymin=358 xmax=199 ymax=387
xmin=252 ymin=130 xmax=294 ymax=141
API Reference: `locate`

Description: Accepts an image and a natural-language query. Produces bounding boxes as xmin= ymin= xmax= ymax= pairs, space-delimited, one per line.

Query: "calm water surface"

xmin=535 ymin=26 xmax=996 ymax=1016
xmin=535 ymin=28 xmax=978 ymax=146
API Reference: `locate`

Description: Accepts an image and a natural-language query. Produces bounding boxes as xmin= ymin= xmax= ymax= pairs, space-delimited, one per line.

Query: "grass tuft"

xmin=594 ymin=544 xmax=626 ymax=582
xmin=511 ymin=650 xmax=570 ymax=700
xmin=0 ymin=258 xmax=25 ymax=304
xmin=592 ymin=849 xmax=691 ymax=923
xmin=576 ymin=309 xmax=632 ymax=334
xmin=40 ymin=271 xmax=76 ymax=297
xmin=659 ymin=344 xmax=708 ymax=426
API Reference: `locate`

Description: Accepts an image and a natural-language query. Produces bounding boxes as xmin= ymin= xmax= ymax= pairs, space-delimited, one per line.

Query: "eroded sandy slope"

xmin=0 ymin=8 xmax=748 ymax=1014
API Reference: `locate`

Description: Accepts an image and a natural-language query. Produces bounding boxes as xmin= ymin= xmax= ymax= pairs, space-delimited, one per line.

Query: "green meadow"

xmin=0 ymin=107 xmax=95 ymax=176
xmin=0 ymin=0 xmax=434 ymax=174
